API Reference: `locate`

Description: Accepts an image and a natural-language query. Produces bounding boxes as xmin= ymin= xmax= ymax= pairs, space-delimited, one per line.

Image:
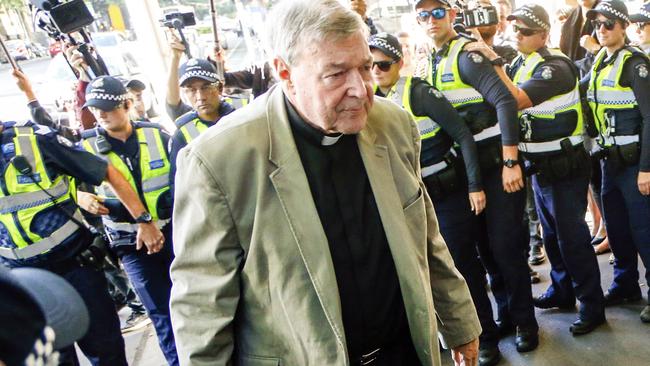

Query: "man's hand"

xmin=64 ymin=44 xmax=91 ymax=82
xmin=503 ymin=165 xmax=524 ymax=193
xmin=136 ymin=222 xmax=165 ymax=255
xmin=12 ymin=69 xmax=33 ymax=94
xmin=168 ymin=31 xmax=186 ymax=60
xmin=638 ymin=171 xmax=650 ymax=195
xmin=451 ymin=338 xmax=479 ymax=366
xmin=469 ymin=191 xmax=486 ymax=215
xmin=580 ymin=35 xmax=601 ymax=54
xmin=78 ymin=192 xmax=109 ymax=215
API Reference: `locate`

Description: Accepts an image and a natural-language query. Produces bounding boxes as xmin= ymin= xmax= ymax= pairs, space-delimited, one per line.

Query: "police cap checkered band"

xmin=629 ymin=2 xmax=650 ymax=23
xmin=83 ymin=76 xmax=130 ymax=110
xmin=507 ymin=4 xmax=551 ymax=31
xmin=586 ymin=0 xmax=630 ymax=23
xmin=369 ymin=32 xmax=403 ymax=61
xmin=179 ymin=58 xmax=222 ymax=86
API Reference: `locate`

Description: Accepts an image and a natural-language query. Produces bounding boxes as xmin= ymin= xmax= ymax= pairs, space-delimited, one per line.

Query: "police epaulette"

xmin=624 ymin=46 xmax=650 ymax=61
xmin=80 ymin=127 xmax=104 ymax=140
xmin=133 ymin=121 xmax=162 ymax=129
xmin=174 ymin=111 xmax=200 ymax=128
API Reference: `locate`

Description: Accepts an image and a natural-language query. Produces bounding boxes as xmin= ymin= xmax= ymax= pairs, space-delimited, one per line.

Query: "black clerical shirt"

xmin=284 ymin=97 xmax=413 ymax=361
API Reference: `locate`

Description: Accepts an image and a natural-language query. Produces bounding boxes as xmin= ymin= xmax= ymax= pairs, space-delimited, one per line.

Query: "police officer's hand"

xmin=464 ymin=40 xmax=499 ymax=63
xmin=638 ymin=171 xmax=650 ymax=195
xmin=503 ymin=165 xmax=524 ymax=193
xmin=136 ymin=223 xmax=164 ymax=255
xmin=168 ymin=31 xmax=186 ymax=60
xmin=468 ymin=190 xmax=486 ymax=215
xmin=78 ymin=191 xmax=109 ymax=215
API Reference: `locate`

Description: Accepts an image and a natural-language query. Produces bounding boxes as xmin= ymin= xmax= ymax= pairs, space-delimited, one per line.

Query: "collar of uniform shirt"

xmin=283 ymin=94 xmax=343 ymax=146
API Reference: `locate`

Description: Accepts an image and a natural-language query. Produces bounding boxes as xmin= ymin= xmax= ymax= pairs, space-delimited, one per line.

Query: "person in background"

xmin=583 ymin=0 xmax=650 ymax=324
xmin=350 ymin=0 xmax=379 ymax=35
xmin=630 ymin=2 xmax=650 ymax=55
xmin=560 ymin=0 xmax=601 ymax=75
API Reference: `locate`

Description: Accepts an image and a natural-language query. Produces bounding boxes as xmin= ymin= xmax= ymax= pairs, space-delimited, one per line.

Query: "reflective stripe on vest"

xmin=82 ymin=126 xmax=170 ymax=227
xmin=382 ymin=77 xmax=441 ymax=140
xmin=179 ymin=118 xmax=208 ymax=143
xmin=0 ymin=126 xmax=80 ymax=256
xmin=587 ymin=48 xmax=639 ymax=146
xmin=429 ymin=37 xmax=484 ymax=108
xmin=512 ymin=49 xmax=583 ymax=142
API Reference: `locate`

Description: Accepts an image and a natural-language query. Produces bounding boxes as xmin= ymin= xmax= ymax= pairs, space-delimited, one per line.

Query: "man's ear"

xmin=273 ymin=57 xmax=292 ymax=83
xmin=124 ymin=99 xmax=132 ymax=110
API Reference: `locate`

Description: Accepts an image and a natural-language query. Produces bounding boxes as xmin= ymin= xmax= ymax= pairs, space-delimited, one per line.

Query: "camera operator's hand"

xmin=78 ymin=191 xmax=109 ymax=215
xmin=136 ymin=222 xmax=164 ymax=255
xmin=65 ymin=44 xmax=91 ymax=82
xmin=12 ymin=69 xmax=36 ymax=102
xmin=168 ymin=31 xmax=186 ymax=61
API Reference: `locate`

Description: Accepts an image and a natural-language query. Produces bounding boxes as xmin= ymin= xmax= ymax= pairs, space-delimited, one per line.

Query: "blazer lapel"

xmin=265 ymin=86 xmax=347 ymax=349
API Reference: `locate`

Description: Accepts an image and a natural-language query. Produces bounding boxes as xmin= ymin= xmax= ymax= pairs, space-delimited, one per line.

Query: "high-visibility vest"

xmin=174 ymin=111 xmax=210 ymax=144
xmin=82 ymin=123 xmax=170 ymax=229
xmin=378 ymin=76 xmax=442 ymax=140
xmin=0 ymin=123 xmax=82 ymax=260
xmin=426 ymin=36 xmax=499 ymax=140
xmin=511 ymin=48 xmax=583 ymax=142
xmin=587 ymin=47 xmax=647 ymax=146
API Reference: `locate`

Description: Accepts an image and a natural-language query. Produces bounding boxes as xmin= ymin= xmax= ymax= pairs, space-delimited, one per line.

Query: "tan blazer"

xmin=170 ymin=85 xmax=481 ymax=366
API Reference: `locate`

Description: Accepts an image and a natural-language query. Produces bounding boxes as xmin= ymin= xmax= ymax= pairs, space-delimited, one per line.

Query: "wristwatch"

xmin=503 ymin=159 xmax=519 ymax=168
xmin=490 ymin=57 xmax=506 ymax=66
xmin=135 ymin=211 xmax=153 ymax=224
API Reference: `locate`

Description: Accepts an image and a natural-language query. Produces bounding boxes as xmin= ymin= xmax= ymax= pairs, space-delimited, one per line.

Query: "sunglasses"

xmin=512 ymin=24 xmax=542 ymax=36
xmin=592 ymin=19 xmax=617 ymax=30
xmin=372 ymin=60 xmax=398 ymax=72
xmin=416 ymin=8 xmax=448 ymax=22
xmin=637 ymin=22 xmax=649 ymax=31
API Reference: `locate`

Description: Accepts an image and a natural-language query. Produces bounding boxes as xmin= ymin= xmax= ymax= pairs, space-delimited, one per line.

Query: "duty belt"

xmin=519 ymin=136 xmax=584 ymax=154
xmin=599 ymin=135 xmax=639 ymax=146
xmin=0 ymin=211 xmax=84 ymax=260
xmin=473 ymin=124 xmax=501 ymax=142
xmin=421 ymin=148 xmax=457 ymax=178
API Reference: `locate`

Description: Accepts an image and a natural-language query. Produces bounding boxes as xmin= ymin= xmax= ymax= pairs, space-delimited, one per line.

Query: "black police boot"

xmin=515 ymin=326 xmax=539 ymax=352
xmin=641 ymin=305 xmax=650 ymax=323
xmin=604 ymin=289 xmax=642 ymax=307
xmin=478 ymin=343 xmax=501 ymax=366
xmin=569 ymin=315 xmax=606 ymax=335
xmin=533 ymin=293 xmax=575 ymax=310
xmin=528 ymin=243 xmax=545 ymax=265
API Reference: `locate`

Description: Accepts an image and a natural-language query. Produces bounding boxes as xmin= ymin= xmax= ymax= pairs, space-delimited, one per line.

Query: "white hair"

xmin=265 ymin=0 xmax=366 ymax=66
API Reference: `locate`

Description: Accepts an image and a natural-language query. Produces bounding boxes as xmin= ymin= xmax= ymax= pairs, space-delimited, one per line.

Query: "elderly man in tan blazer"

xmin=170 ymin=1 xmax=481 ymax=365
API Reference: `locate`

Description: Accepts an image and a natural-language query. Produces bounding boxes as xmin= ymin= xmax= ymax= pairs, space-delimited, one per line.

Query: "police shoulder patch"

xmin=637 ymin=64 xmax=648 ymax=79
xmin=56 ymin=135 xmax=73 ymax=147
xmin=429 ymin=88 xmax=443 ymax=98
xmin=540 ymin=66 xmax=553 ymax=80
xmin=469 ymin=52 xmax=484 ymax=64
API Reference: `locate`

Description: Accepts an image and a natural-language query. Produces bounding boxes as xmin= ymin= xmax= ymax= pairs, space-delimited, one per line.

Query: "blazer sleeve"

xmin=407 ymin=117 xmax=482 ymax=349
xmin=170 ymin=146 xmax=244 ymax=366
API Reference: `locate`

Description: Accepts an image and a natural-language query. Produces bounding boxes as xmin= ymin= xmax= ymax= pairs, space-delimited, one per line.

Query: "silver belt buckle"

xmin=360 ymin=348 xmax=380 ymax=365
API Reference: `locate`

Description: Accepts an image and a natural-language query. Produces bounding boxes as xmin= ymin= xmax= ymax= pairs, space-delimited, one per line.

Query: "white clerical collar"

xmin=321 ymin=134 xmax=343 ymax=146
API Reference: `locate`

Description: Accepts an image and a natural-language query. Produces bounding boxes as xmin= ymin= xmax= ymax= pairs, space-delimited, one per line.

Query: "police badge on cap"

xmin=83 ymin=76 xmax=129 ymax=111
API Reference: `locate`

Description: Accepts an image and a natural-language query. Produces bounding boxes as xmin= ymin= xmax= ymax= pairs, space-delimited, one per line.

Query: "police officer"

xmin=630 ymin=2 xmax=650 ymax=56
xmin=79 ymin=76 xmax=179 ymax=364
xmin=415 ymin=0 xmax=538 ymax=358
xmin=470 ymin=3 xmax=607 ymax=335
xmin=369 ymin=32 xmax=500 ymax=364
xmin=168 ymin=59 xmax=235 ymax=193
xmin=0 ymin=119 xmax=164 ymax=364
xmin=583 ymin=0 xmax=650 ymax=323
